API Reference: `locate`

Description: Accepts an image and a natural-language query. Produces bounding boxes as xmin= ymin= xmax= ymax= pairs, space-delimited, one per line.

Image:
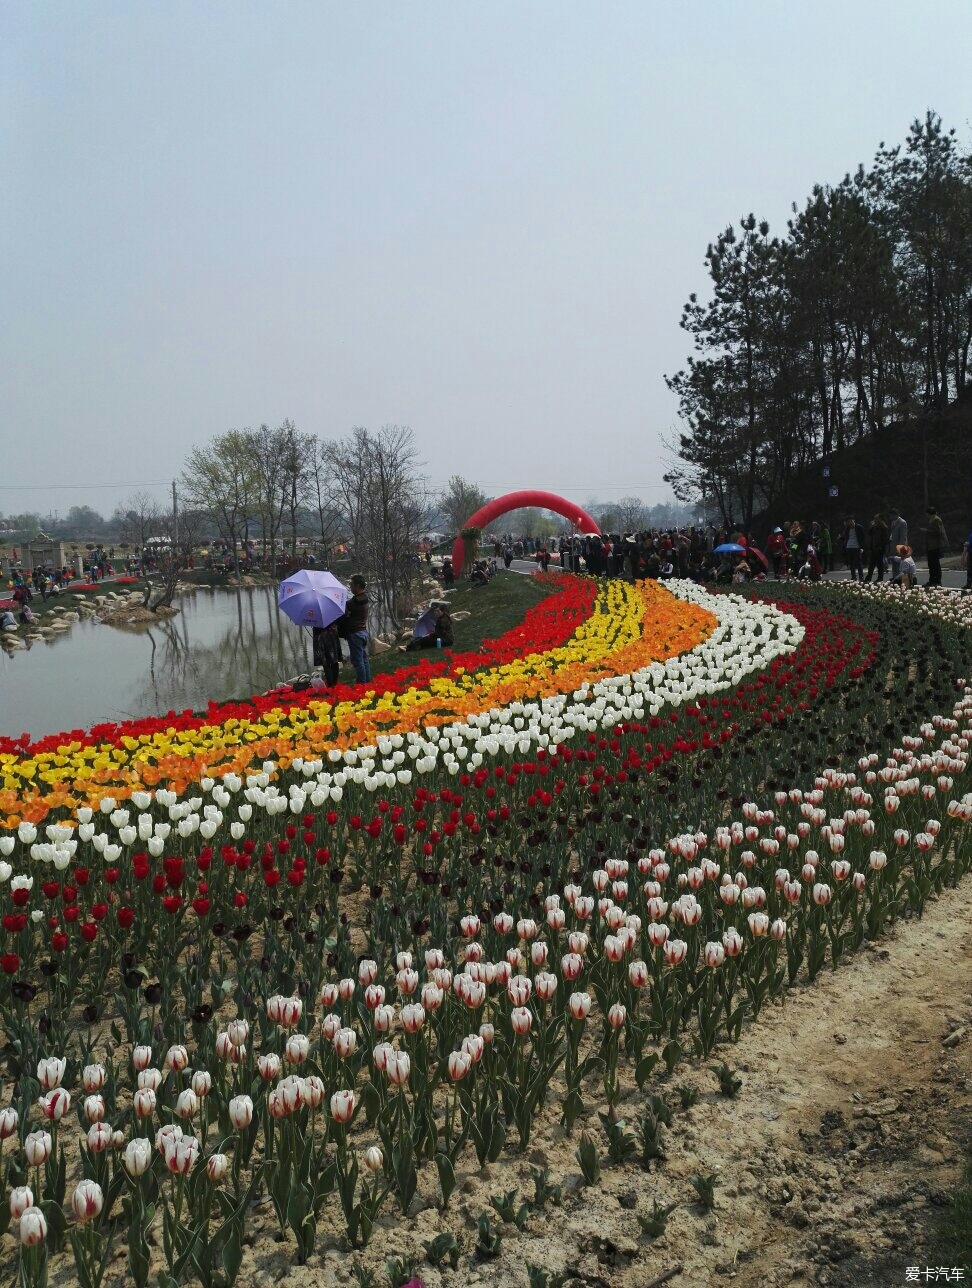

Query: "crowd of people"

xmin=495 ymin=532 xmax=696 ymax=579
xmin=488 ymin=505 xmax=972 ymax=592
xmin=497 ymin=530 xmax=741 ymax=582
xmin=808 ymin=505 xmax=957 ymax=588
xmin=8 ymin=564 xmax=79 ymax=600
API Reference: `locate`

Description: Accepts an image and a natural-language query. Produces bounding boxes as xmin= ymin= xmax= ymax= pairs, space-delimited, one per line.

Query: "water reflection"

xmin=0 ymin=588 xmax=312 ymax=739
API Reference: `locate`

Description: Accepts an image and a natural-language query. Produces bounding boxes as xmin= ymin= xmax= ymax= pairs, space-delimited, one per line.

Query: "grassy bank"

xmin=366 ymin=569 xmax=556 ymax=680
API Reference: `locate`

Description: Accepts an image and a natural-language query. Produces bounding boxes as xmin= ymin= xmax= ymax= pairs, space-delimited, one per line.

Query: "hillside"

xmin=766 ymin=397 xmax=972 ymax=553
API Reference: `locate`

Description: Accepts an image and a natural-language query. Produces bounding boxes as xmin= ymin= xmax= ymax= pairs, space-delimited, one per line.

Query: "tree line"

xmin=180 ymin=423 xmax=434 ymax=628
xmin=665 ymin=111 xmax=972 ymax=531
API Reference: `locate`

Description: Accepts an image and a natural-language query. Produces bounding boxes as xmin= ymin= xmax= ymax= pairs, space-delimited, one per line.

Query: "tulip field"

xmin=1 ymin=572 xmax=971 ymax=1286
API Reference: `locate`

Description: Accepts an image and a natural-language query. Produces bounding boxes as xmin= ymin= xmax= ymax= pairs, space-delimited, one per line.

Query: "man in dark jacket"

xmin=923 ymin=506 xmax=948 ymax=587
xmin=840 ymin=517 xmax=865 ymax=581
xmin=864 ymin=514 xmax=889 ymax=583
xmin=341 ymin=575 xmax=371 ymax=682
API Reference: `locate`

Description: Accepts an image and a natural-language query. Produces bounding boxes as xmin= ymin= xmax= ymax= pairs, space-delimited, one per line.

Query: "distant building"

xmin=0 ymin=539 xmax=84 ymax=578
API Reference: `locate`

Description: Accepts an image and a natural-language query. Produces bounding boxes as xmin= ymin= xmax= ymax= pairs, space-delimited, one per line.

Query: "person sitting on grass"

xmin=401 ymin=603 xmax=454 ymax=652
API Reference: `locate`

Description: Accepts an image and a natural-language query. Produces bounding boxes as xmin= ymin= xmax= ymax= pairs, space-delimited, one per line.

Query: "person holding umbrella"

xmin=744 ymin=546 xmax=769 ymax=578
xmin=278 ymin=567 xmax=356 ymax=684
xmin=400 ymin=601 xmax=454 ymax=652
xmin=712 ymin=540 xmax=745 ymax=584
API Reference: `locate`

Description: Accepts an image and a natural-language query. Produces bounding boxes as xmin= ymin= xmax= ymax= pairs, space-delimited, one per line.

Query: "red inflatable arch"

xmin=450 ymin=489 xmax=601 ymax=576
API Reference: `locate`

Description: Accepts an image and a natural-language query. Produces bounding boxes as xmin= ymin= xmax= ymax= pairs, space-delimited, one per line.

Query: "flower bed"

xmin=0 ymin=576 xmax=718 ymax=826
xmin=0 ymin=576 xmax=971 ymax=1286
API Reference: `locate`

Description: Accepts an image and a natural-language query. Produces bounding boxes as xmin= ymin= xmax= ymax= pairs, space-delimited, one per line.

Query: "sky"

xmin=2 ymin=1 xmax=971 ymax=521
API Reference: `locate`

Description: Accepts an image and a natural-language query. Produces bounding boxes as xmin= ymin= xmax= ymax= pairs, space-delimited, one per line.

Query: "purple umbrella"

xmin=412 ymin=606 xmax=437 ymax=639
xmin=278 ymin=569 xmax=349 ymax=628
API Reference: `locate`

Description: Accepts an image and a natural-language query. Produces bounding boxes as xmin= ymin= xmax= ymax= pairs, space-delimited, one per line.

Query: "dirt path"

xmin=693 ymin=879 xmax=972 ymax=1288
xmin=496 ymin=874 xmax=972 ymax=1288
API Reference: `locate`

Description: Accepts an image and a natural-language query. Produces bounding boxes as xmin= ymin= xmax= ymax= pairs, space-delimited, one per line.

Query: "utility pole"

xmin=172 ymin=480 xmax=179 ymax=549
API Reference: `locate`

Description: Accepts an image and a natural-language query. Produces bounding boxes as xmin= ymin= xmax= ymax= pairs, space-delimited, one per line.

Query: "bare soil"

xmin=202 ymin=881 xmax=972 ymax=1288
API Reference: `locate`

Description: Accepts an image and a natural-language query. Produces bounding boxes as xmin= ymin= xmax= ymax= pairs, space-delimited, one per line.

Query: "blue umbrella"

xmin=713 ymin=542 xmax=746 ymax=555
xmin=278 ymin=569 xmax=349 ymax=628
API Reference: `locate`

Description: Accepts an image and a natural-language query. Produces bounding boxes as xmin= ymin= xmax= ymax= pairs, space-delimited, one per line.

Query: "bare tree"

xmin=114 ymin=491 xmax=162 ymax=548
xmin=250 ymin=424 xmax=288 ymax=576
xmin=322 ymin=427 xmax=371 ymax=566
xmin=278 ymin=420 xmax=315 ymax=557
xmin=140 ymin=543 xmax=181 ymax=611
xmin=307 ymin=437 xmax=344 ymax=564
xmin=438 ymin=475 xmax=489 ymax=536
xmin=157 ymin=504 xmax=208 ymax=565
xmin=323 ymin=426 xmax=429 ymax=630
xmin=616 ymin=495 xmax=650 ymax=532
xmin=181 ymin=430 xmax=257 ymax=579
xmin=173 ymin=506 xmax=209 ymax=562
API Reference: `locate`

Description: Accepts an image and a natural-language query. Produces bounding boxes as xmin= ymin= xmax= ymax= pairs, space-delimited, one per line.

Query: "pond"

xmin=0 ymin=587 xmax=315 ymax=740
